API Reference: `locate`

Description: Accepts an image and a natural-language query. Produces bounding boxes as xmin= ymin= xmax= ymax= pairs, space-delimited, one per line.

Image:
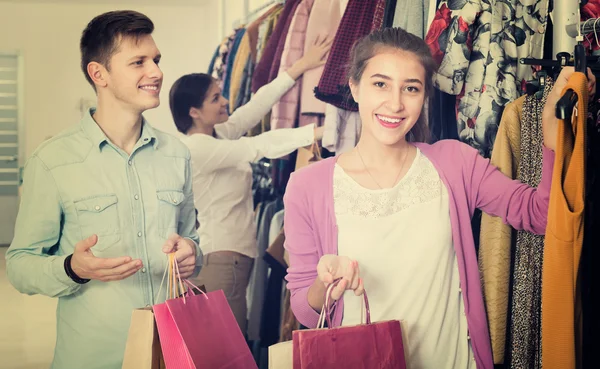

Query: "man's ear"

xmin=87 ymin=62 xmax=108 ymax=88
xmin=349 ymin=78 xmax=359 ymax=102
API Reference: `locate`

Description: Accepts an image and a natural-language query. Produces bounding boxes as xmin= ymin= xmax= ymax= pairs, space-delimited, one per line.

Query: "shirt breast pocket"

xmin=156 ymin=189 xmax=185 ymax=239
xmin=73 ymin=194 xmax=121 ymax=251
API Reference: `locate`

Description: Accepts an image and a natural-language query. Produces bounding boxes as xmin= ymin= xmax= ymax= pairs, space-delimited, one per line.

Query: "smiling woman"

xmin=282 ymin=26 xmax=568 ymax=369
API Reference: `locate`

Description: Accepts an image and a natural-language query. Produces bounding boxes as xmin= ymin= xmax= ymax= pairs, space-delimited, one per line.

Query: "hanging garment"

xmin=541 ymin=72 xmax=588 ymax=369
xmin=478 ymin=95 xmax=524 ymax=365
xmin=383 ymin=0 xmax=397 ymax=28
xmin=230 ymin=5 xmax=283 ymax=113
xmin=270 ymin=0 xmax=315 ymax=130
xmin=208 ymin=44 xmax=220 ymax=75
xmin=247 ymin=10 xmax=284 ymax=138
xmin=252 ymin=0 xmax=302 ymax=93
xmin=314 ymin=0 xmax=381 ymax=112
xmin=267 ymin=1 xmax=303 ymax=87
xmin=299 ymin=0 xmax=347 ymax=122
xmin=322 ymin=104 xmax=361 ymax=154
xmin=508 ymin=79 xmax=554 ymax=369
xmin=392 ymin=0 xmax=429 ymax=38
xmin=247 ymin=200 xmax=283 ymax=342
xmin=582 ymin=92 xmax=600 ymax=369
xmin=212 ymin=32 xmax=237 ymax=88
xmin=430 ymin=88 xmax=459 ymax=142
xmin=229 ymin=32 xmax=252 ymax=112
xmin=425 ymin=0 xmax=550 ymax=157
xmin=223 ymin=28 xmax=247 ymax=101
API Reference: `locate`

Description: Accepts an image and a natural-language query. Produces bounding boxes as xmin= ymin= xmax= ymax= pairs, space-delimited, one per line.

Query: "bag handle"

xmin=310 ymin=141 xmax=323 ymax=161
xmin=318 ymin=278 xmax=371 ymax=329
xmin=155 ymin=253 xmax=209 ymax=303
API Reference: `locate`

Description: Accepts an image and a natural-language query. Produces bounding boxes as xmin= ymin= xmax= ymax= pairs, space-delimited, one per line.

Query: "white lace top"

xmin=334 ymin=149 xmax=475 ymax=369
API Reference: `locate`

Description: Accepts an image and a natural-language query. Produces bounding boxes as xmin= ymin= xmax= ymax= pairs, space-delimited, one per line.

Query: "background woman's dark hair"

xmin=347 ymin=27 xmax=436 ymax=143
xmin=80 ymin=10 xmax=154 ymax=90
xmin=169 ymin=73 xmax=214 ymax=134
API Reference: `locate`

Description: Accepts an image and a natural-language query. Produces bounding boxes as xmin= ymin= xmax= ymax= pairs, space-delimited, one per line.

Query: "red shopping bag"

xmin=154 ymin=254 xmax=257 ymax=369
xmin=292 ymin=281 xmax=407 ymax=369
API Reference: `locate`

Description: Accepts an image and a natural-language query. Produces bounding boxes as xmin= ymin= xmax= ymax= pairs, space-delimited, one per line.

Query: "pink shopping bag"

xmin=154 ymin=254 xmax=257 ymax=369
xmin=292 ymin=280 xmax=407 ymax=369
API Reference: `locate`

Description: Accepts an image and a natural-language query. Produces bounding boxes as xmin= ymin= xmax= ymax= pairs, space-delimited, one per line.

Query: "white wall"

xmin=0 ymin=1 xmax=221 ymax=158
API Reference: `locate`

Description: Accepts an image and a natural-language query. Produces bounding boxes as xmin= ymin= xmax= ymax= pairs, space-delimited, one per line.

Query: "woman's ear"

xmin=189 ymin=107 xmax=200 ymax=119
xmin=349 ymin=78 xmax=359 ymax=103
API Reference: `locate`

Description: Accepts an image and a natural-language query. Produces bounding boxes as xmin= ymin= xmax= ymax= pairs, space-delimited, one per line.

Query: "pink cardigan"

xmin=270 ymin=0 xmax=314 ymax=130
xmin=283 ymin=139 xmax=555 ymax=369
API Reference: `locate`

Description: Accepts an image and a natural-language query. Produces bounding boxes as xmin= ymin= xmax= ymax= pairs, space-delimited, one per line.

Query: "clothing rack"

xmin=568 ymin=18 xmax=600 ymax=38
xmin=231 ymin=0 xmax=285 ymax=29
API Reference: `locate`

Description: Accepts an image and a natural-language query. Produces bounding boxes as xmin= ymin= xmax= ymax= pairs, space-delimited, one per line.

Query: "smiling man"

xmin=5 ymin=11 xmax=201 ymax=369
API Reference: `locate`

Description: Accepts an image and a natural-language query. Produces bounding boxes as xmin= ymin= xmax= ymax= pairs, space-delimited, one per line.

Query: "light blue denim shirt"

xmin=6 ymin=108 xmax=201 ymax=369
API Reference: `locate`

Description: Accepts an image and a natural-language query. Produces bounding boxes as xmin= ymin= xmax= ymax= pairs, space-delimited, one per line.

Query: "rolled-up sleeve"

xmin=6 ymin=155 xmax=81 ymax=297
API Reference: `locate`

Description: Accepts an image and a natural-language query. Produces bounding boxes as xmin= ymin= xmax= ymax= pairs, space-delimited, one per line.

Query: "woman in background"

xmin=169 ymin=38 xmax=330 ymax=335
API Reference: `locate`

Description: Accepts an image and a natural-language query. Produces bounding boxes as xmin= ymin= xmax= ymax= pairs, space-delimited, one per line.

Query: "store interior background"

xmin=0 ymin=1 xmax=272 ymax=368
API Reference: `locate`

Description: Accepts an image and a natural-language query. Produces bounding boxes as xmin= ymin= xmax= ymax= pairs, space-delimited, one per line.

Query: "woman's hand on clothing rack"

xmin=307 ymin=255 xmax=364 ymax=312
xmin=542 ymin=66 xmax=596 ymax=151
xmin=287 ymin=35 xmax=333 ymax=80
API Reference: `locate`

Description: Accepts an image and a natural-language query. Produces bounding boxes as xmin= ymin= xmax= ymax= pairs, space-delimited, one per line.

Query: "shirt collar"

xmin=81 ymin=108 xmax=159 ymax=151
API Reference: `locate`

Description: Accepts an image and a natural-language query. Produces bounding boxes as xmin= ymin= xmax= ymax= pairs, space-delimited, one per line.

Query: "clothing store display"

xmin=252 ymin=0 xmax=302 ymax=93
xmin=430 ymin=88 xmax=459 ymax=142
xmin=284 ymin=140 xmax=555 ymax=369
xmin=508 ymin=80 xmax=553 ymax=369
xmin=541 ymin=72 xmax=588 ymax=369
xmin=314 ymin=0 xmax=380 ymax=111
xmin=392 ymin=0 xmax=432 ymax=38
xmin=212 ymin=32 xmax=237 ymax=86
xmin=248 ymin=200 xmax=283 ymax=342
xmin=180 ymin=73 xmax=313 ymax=259
xmin=223 ymin=28 xmax=247 ymax=101
xmin=230 ymin=5 xmax=283 ymax=113
xmin=270 ymin=0 xmax=315 ymax=130
xmin=335 ymin=151 xmax=474 ymax=368
xmin=299 ymin=0 xmax=346 ymax=122
xmin=425 ymin=0 xmax=550 ymax=156
xmin=478 ymin=96 xmax=524 ymax=364
xmin=582 ymin=92 xmax=600 ymax=369
xmin=267 ymin=1 xmax=303 ymax=88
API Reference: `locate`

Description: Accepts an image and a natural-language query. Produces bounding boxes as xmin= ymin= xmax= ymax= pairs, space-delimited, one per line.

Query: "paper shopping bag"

xmin=153 ymin=253 xmax=257 ymax=369
xmin=122 ymin=308 xmax=166 ymax=369
xmin=268 ymin=340 xmax=293 ymax=369
xmin=154 ymin=289 xmax=258 ymax=369
xmin=295 ymin=142 xmax=322 ymax=171
xmin=292 ymin=281 xmax=407 ymax=369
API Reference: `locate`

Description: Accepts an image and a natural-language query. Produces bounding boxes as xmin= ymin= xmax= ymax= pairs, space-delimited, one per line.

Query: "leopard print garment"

xmin=508 ymin=78 xmax=553 ymax=369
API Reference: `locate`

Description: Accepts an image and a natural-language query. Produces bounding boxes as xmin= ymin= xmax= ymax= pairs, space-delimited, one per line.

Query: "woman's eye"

xmin=133 ymin=60 xmax=143 ymax=66
xmin=374 ymin=82 xmax=386 ymax=88
xmin=406 ymin=86 xmax=420 ymax=93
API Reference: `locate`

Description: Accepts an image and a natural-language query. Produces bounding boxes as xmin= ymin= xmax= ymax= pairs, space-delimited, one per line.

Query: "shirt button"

xmin=467 ymin=335 xmax=471 ymax=340
xmin=458 ymin=288 xmax=462 ymax=293
xmin=94 ymin=205 xmax=100 ymax=211
xmin=145 ymin=304 xmax=150 ymax=308
xmin=137 ymin=232 xmax=142 ymax=237
xmin=134 ymin=195 xmax=139 ymax=200
xmin=172 ymin=199 xmax=178 ymax=204
xmin=142 ymin=267 xmax=147 ymax=273
xmin=128 ymin=160 xmax=132 ymax=165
